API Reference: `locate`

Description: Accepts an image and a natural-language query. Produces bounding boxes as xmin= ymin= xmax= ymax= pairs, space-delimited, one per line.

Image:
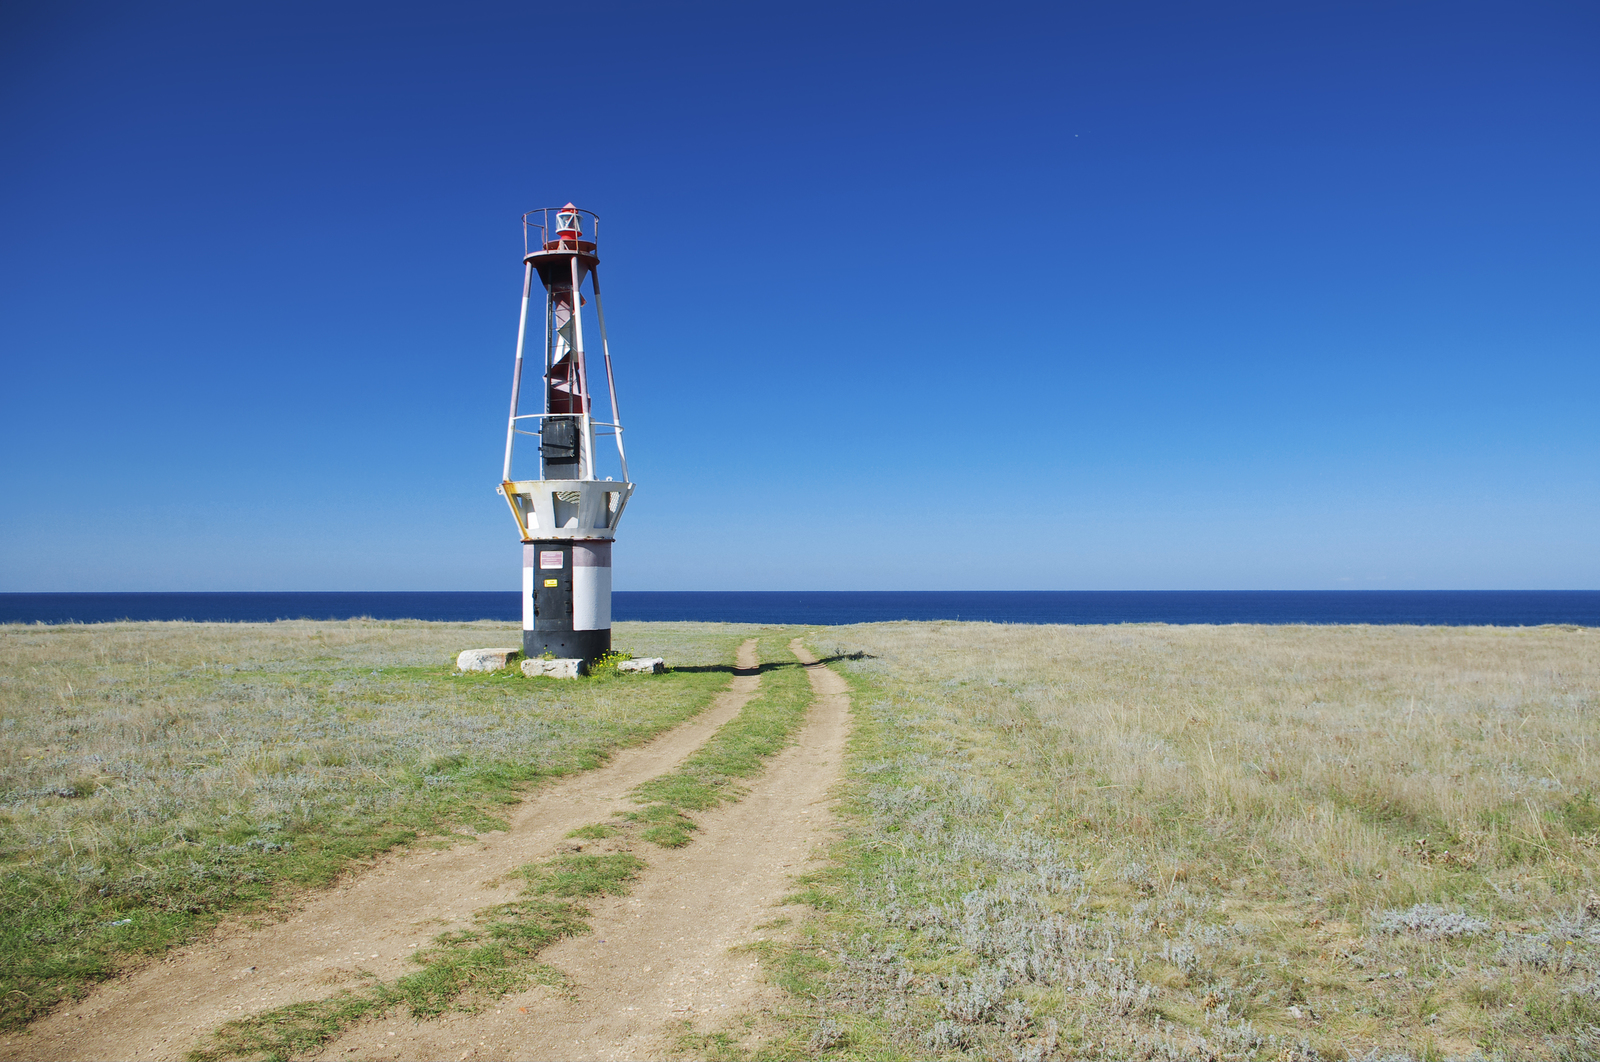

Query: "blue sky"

xmin=2 ymin=1 xmax=1595 ymax=591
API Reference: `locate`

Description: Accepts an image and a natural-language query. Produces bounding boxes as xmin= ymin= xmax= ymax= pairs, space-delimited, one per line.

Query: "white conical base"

xmin=498 ymin=479 xmax=633 ymax=541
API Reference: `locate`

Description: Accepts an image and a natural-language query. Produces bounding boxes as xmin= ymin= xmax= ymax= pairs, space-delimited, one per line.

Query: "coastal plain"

xmin=2 ymin=619 xmax=1596 ymax=1060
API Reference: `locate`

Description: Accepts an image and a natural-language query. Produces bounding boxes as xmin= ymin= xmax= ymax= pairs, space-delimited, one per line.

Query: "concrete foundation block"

xmin=456 ymin=648 xmax=522 ymax=672
xmin=616 ymin=657 xmax=666 ymax=674
xmin=521 ymin=657 xmax=586 ymax=679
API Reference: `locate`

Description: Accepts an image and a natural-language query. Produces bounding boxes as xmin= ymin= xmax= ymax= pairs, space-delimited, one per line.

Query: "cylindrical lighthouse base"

xmin=523 ymin=626 xmax=610 ymax=661
xmin=522 ymin=539 xmax=612 ymax=663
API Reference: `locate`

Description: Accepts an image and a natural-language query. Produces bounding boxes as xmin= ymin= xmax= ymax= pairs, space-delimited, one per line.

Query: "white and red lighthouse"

xmin=497 ymin=204 xmax=632 ymax=661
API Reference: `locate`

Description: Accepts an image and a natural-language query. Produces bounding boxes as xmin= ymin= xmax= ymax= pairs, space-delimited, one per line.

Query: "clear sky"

xmin=2 ymin=1 xmax=1596 ymax=592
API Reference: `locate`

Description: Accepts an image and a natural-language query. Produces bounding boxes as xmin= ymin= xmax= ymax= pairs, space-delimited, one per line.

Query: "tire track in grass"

xmin=0 ymin=641 xmax=764 ymax=1062
xmin=301 ymin=635 xmax=851 ymax=1062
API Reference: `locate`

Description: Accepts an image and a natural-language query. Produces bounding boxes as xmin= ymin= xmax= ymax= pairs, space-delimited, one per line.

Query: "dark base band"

xmin=523 ymin=628 xmax=610 ymax=662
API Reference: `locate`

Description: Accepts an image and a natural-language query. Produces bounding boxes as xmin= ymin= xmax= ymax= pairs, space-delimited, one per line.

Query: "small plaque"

xmin=544 ymin=578 xmax=558 ymax=587
xmin=539 ymin=551 xmax=564 ymax=569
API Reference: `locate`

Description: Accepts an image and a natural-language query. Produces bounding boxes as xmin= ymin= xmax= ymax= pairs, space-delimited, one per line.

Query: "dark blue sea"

xmin=1 ymin=591 xmax=1596 ymax=627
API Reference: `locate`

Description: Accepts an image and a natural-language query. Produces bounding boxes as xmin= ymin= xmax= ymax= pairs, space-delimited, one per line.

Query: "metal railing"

xmin=522 ymin=206 xmax=600 ymax=257
xmin=507 ymin=412 xmax=629 ymax=483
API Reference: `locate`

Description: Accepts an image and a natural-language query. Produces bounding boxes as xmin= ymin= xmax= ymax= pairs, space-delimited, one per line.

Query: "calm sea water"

xmin=1 ymin=591 xmax=1596 ymax=627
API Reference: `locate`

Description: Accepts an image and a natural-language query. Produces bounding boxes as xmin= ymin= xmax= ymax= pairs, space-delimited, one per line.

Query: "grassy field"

xmin=0 ymin=618 xmax=759 ymax=1028
xmin=758 ymin=622 xmax=1600 ymax=1062
xmin=7 ymin=619 xmax=1598 ymax=1060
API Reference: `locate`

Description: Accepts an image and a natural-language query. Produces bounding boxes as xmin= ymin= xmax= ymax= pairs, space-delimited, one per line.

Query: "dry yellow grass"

xmin=770 ymin=622 xmax=1600 ymax=1061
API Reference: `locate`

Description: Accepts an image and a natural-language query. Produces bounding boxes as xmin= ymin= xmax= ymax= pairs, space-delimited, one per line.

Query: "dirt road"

xmin=0 ymin=642 xmax=766 ymax=1062
xmin=310 ymin=638 xmax=851 ymax=1061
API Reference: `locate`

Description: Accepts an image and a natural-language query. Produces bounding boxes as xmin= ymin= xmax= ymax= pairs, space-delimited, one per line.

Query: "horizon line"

xmin=4 ymin=589 xmax=1598 ymax=596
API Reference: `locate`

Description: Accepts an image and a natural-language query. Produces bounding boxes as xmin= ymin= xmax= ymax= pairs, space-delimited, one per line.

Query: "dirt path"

xmin=309 ymin=638 xmax=852 ymax=1062
xmin=0 ymin=642 xmax=764 ymax=1062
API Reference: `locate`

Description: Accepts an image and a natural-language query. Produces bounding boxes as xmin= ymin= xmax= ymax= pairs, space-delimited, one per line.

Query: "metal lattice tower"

xmin=497 ymin=204 xmax=633 ymax=661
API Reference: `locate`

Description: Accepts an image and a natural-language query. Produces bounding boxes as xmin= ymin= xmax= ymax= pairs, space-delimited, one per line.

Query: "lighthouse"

xmin=497 ymin=204 xmax=633 ymax=662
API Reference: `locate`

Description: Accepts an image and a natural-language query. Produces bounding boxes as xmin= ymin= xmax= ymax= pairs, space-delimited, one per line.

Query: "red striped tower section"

xmin=496 ymin=204 xmax=633 ymax=662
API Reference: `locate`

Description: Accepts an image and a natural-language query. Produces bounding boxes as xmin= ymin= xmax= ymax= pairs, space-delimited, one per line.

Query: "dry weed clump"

xmin=781 ymin=622 xmax=1599 ymax=1061
xmin=0 ymin=618 xmax=750 ymax=1027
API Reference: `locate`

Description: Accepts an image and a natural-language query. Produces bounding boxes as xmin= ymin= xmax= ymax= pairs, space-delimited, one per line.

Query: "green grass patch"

xmin=565 ymin=822 xmax=618 ymax=840
xmin=525 ymin=852 xmax=643 ymax=898
xmin=191 ymin=988 xmax=389 ymax=1062
xmin=626 ymin=802 xmax=699 ymax=847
